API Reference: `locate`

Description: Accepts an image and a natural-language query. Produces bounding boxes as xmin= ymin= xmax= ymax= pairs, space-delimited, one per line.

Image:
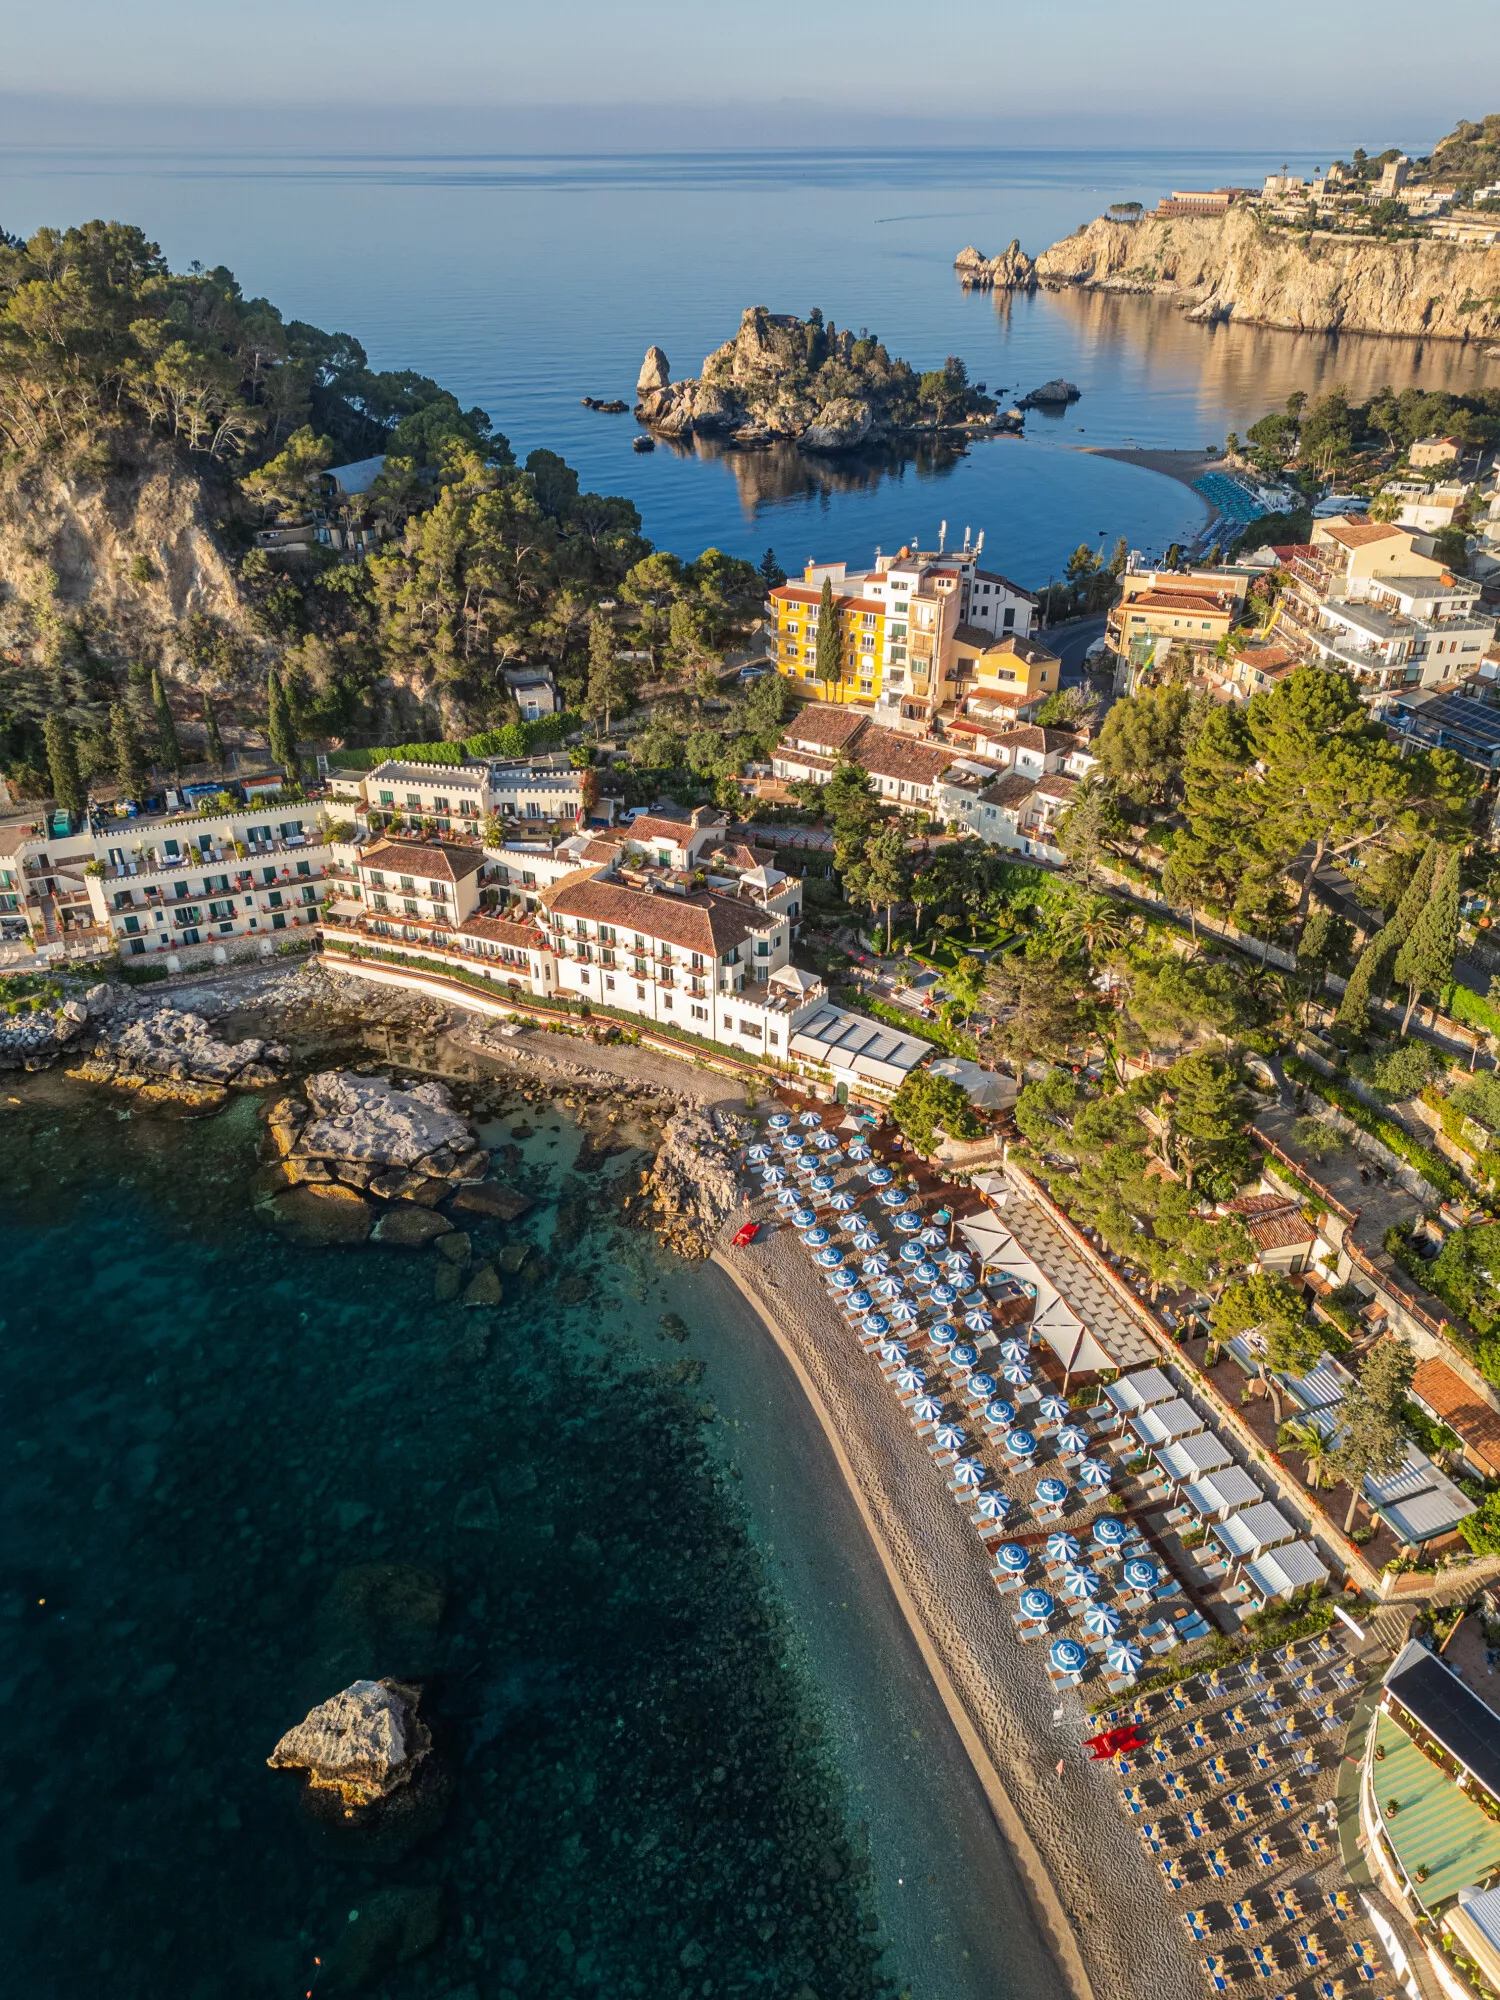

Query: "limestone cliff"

xmin=966 ymin=209 xmax=1500 ymax=341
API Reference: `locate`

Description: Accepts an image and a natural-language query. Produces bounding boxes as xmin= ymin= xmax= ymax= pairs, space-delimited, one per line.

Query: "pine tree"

xmin=1394 ymin=850 xmax=1460 ymax=1032
xmin=43 ymin=712 xmax=83 ymax=816
xmin=151 ymin=667 xmax=181 ymax=775
xmin=110 ymin=701 xmax=146 ymax=802
xmin=584 ymin=612 xmax=632 ymax=736
xmin=814 ymin=576 xmax=842 ymax=687
xmin=758 ymin=547 xmax=786 ymax=592
xmin=204 ymin=699 xmax=224 ymax=770
xmin=1336 ymin=936 xmax=1380 ymax=1033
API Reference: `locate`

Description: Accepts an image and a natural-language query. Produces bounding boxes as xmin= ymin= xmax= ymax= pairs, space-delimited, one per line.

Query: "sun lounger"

xmin=1139 ymin=1822 xmax=1165 ymax=1852
xmin=1252 ymin=1833 xmax=1277 ymax=1867
xmin=1250 ymin=1945 xmax=1279 ymax=1979
xmin=1207 ymin=1847 xmax=1231 ymax=1881
xmin=1161 ymin=1856 xmax=1188 ymax=1890
xmin=1120 ymin=1785 xmax=1147 ymax=1815
xmin=1169 ymin=1684 xmax=1192 ymax=1713
xmin=1272 ymin=1889 xmax=1301 ymax=1925
xmin=1299 ymin=1821 xmax=1326 ymax=1855
xmin=1224 ymin=1792 xmax=1252 ymax=1824
xmin=1295 ymin=1932 xmax=1326 ymax=1970
xmin=1249 ymin=1741 xmax=1273 ymax=1772
xmin=1231 ymin=1900 xmax=1257 ymax=1931
xmin=1202 ymin=1955 xmax=1231 ymax=1992
xmin=1164 ymin=1770 xmax=1189 ymax=1802
xmin=1325 ymin=1891 xmax=1352 ymax=1924
xmin=1184 ymin=1908 xmax=1210 ymax=1941
xmin=1183 ymin=1810 xmax=1208 ymax=1842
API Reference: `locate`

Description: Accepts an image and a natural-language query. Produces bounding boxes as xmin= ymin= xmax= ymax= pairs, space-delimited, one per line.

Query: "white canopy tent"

xmin=954 ymin=1211 xmax=1115 ymax=1379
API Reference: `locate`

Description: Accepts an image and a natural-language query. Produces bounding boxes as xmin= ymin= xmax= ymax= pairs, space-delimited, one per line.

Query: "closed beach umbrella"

xmin=1062 ymin=1564 xmax=1102 ymax=1601
xmin=811 ymin=1173 xmax=836 ymax=1194
xmin=1122 ymin=1558 xmax=1160 ymax=1592
xmin=984 ymin=1399 xmax=1017 ymax=1427
xmin=951 ymin=1341 xmax=980 ymax=1369
xmin=847 ymin=1289 xmax=874 ymax=1313
xmin=794 ymin=1207 xmax=818 ymax=1229
xmin=1093 ymin=1516 xmax=1128 ymax=1547
xmin=929 ymin=1320 xmax=958 ymax=1347
xmin=1005 ymin=1429 xmax=1038 ymax=1458
xmin=747 ymin=1144 xmax=772 ymax=1163
xmin=1046 ymin=1531 xmax=1081 ymax=1563
xmin=1085 ymin=1603 xmax=1122 ymax=1639
xmin=1036 ymin=1477 xmax=1068 ymax=1508
xmin=830 ymin=1269 xmax=857 ymax=1292
xmin=878 ymin=1340 xmax=909 ymax=1366
xmin=764 ymin=1167 xmax=788 ymax=1186
xmin=853 ymin=1230 xmax=881 ymax=1251
xmin=1038 ymin=1396 xmax=1070 ymax=1424
xmin=964 ymin=1310 xmax=993 ymax=1334
xmin=912 ymin=1396 xmax=944 ymax=1422
xmin=996 ymin=1542 xmax=1030 ymax=1575
xmin=867 ymin=1165 xmax=895 ymax=1187
xmin=812 ymin=1131 xmax=839 ymax=1151
xmin=975 ymin=1492 xmax=1012 ymax=1522
xmin=914 ymin=1260 xmax=942 ymax=1285
xmin=861 ymin=1313 xmax=891 ymax=1338
xmin=799 ymin=1110 xmax=822 ymax=1127
xmin=899 ymin=1242 xmax=926 ymax=1265
xmin=1107 ymin=1640 xmax=1144 ymax=1677
xmin=1001 ymin=1360 xmax=1033 ymax=1386
xmin=768 ymin=1112 xmax=791 ymax=1131
xmin=934 ymin=1424 xmax=967 ymax=1452
xmin=894 ymin=1366 xmax=926 ymax=1393
xmin=894 ymin=1212 xmax=923 ymax=1234
xmin=930 ymin=1282 xmax=959 ymax=1307
xmin=1019 ymin=1587 xmax=1055 ymax=1621
xmin=967 ymin=1371 xmax=998 ymax=1398
xmin=1050 ymin=1638 xmax=1087 ymax=1675
xmin=919 ymin=1225 xmax=946 ymax=1247
xmin=1056 ymin=1425 xmax=1090 ymax=1455
xmin=1076 ymin=1458 xmax=1112 ymax=1491
xmin=801 ymin=1225 xmax=830 ymax=1246
xmin=815 ymin=1247 xmax=845 ymax=1270
xmin=890 ymin=1301 xmax=920 ymax=1325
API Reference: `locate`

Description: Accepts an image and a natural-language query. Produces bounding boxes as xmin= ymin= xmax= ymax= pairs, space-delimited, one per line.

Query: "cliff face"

xmin=982 ymin=209 xmax=1500 ymax=341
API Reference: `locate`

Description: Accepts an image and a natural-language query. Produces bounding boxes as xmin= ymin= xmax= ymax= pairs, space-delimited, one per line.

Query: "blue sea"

xmin=4 ymin=144 xmax=1498 ymax=582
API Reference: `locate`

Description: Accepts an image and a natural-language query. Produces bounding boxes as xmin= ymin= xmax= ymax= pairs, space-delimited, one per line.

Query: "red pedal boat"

xmin=731 ymin=1222 xmax=761 ymax=1247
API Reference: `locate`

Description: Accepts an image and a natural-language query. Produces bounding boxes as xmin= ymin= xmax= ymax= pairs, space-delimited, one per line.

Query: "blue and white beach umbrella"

xmin=890 ymin=1301 xmax=920 ymax=1326
xmin=1046 ymin=1531 xmax=1081 ymax=1563
xmin=847 ymin=1289 xmax=874 ymax=1313
xmin=1005 ymin=1429 xmax=1038 ymax=1458
xmin=929 ymin=1320 xmax=958 ymax=1347
xmin=911 ymin=1395 xmax=944 ymax=1422
xmin=950 ymin=1341 xmax=980 ymax=1369
xmin=1122 ymin=1558 xmax=1160 ymax=1592
xmin=1002 ymin=1360 xmax=1033 ymax=1386
xmin=829 ymin=1191 xmax=857 ymax=1212
xmin=838 ymin=1213 xmax=865 ymax=1235
xmin=793 ymin=1204 xmax=819 ymax=1225
xmin=879 ymin=1340 xmax=909 ymax=1367
xmin=964 ymin=1310 xmax=993 ymax=1334
xmin=894 ymin=1366 xmax=926 ymax=1394
xmin=861 ymin=1313 xmax=891 ymax=1338
xmin=894 ymin=1212 xmax=924 ymax=1235
xmin=999 ymin=1338 xmax=1031 ymax=1364
xmin=782 ymin=1130 xmax=806 ymax=1150
xmin=852 ymin=1230 xmax=881 ymax=1251
xmin=944 ymin=1248 xmax=974 ymax=1271
xmin=812 ymin=1131 xmax=839 ymax=1151
xmin=1062 ymin=1564 xmax=1102 ymax=1601
xmin=1084 ymin=1602 xmax=1122 ymax=1639
xmin=862 ymin=1253 xmax=891 ymax=1275
xmin=867 ymin=1164 xmax=895 ymax=1186
xmin=1107 ymin=1639 xmax=1144 ymax=1677
xmin=1038 ymin=1396 xmax=1070 ymax=1425
xmin=1056 ymin=1425 xmax=1090 ymax=1455
xmin=968 ymin=1371 xmax=998 ymax=1398
xmin=747 ymin=1144 xmax=772 ymax=1163
xmin=1076 ymin=1458 xmax=1112 ymax=1491
xmin=899 ymin=1242 xmax=926 ymax=1265
xmin=984 ymin=1399 xmax=1017 ymax=1428
xmin=801 ymin=1225 xmax=830 ymax=1246
xmin=933 ymin=1424 xmax=967 ymax=1453
xmin=1050 ymin=1638 xmax=1087 ymax=1675
xmin=1019 ymin=1587 xmax=1055 ymax=1621
xmin=1036 ymin=1477 xmax=1068 ymax=1508
xmin=799 ymin=1110 xmax=822 ymax=1128
xmin=975 ymin=1492 xmax=1012 ymax=1522
xmin=1092 ymin=1516 xmax=1129 ymax=1547
xmin=996 ymin=1542 xmax=1030 ymax=1575
xmin=796 ymin=1156 xmax=820 ymax=1176
xmin=876 ymin=1275 xmax=906 ymax=1299
xmin=768 ymin=1111 xmax=791 ymax=1131
xmin=764 ymin=1167 xmax=789 ymax=1187
xmin=878 ymin=1186 xmax=908 ymax=1209
xmin=847 ymin=1140 xmax=873 ymax=1162
xmin=914 ymin=1259 xmax=941 ymax=1284
xmin=919 ymin=1225 xmax=947 ymax=1247
xmin=811 ymin=1173 xmax=836 ymax=1194
xmin=830 ymin=1269 xmax=857 ymax=1292
xmin=930 ymin=1282 xmax=959 ymax=1307
xmin=815 ymin=1247 xmax=844 ymax=1270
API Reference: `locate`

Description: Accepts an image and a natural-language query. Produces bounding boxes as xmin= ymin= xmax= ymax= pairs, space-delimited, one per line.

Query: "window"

xmin=402 ymin=898 xmax=417 ymax=916
xmin=661 ymin=994 xmax=672 ymax=1009
xmin=114 ymin=891 xmax=132 ymax=911
xmin=691 ymin=1003 xmax=708 ymax=1021
xmin=261 ymin=866 xmax=276 ymax=886
xmin=296 ymin=860 xmax=311 ymax=877
xmin=406 ymin=793 xmax=422 ymax=811
xmin=739 ymin=1020 xmax=762 ymax=1037
xmin=378 ymin=790 xmax=394 ymax=807
xmin=369 ymin=871 xmax=385 ymax=888
xmin=433 ymin=796 xmax=449 ymax=812
xmin=768 ymin=1031 xmax=779 ymax=1048
xmin=605 ymin=975 xmax=615 ymax=991
xmin=122 ymin=914 xmax=141 ymax=936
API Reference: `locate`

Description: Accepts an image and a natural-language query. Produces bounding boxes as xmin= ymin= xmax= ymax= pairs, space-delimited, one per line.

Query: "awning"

xmin=1240 ymin=1540 xmax=1329 ymax=1600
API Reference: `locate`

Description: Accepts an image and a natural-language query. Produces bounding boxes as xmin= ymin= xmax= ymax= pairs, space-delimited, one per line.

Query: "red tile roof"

xmin=1411 ymin=1357 xmax=1500 ymax=1477
xmin=359 ymin=838 xmax=485 ymax=882
xmin=542 ymin=874 xmax=778 ymax=955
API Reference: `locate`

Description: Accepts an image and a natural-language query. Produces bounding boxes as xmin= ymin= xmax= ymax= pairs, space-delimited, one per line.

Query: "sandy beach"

xmin=1081 ymin=446 xmax=1219 ymax=492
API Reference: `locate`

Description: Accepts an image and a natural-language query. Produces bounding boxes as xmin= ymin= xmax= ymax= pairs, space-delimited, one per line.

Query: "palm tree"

xmin=1278 ymin=1415 xmax=1336 ymax=1491
xmin=1054 ymin=892 xmax=1132 ymax=962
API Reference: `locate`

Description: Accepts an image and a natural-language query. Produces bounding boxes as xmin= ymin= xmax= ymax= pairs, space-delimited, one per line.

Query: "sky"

xmin=3 ymin=0 xmax=1497 ymax=150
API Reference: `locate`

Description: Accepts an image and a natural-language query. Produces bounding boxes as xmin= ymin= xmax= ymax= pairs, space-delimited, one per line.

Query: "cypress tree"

xmin=1336 ymin=937 xmax=1380 ymax=1033
xmin=814 ymin=575 xmax=842 ymax=688
xmin=1394 ymin=850 xmax=1460 ymax=1032
xmin=151 ymin=667 xmax=181 ymax=775
xmin=110 ymin=701 xmax=146 ymax=802
xmin=204 ymin=699 xmax=224 ymax=770
xmin=1388 ymin=839 xmax=1439 ymax=945
xmin=43 ymin=712 xmax=83 ymax=816
xmin=267 ymin=666 xmax=301 ymax=781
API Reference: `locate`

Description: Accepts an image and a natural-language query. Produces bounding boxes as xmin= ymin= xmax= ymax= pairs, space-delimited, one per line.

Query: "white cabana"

xmin=1154 ymin=1432 xmax=1234 ymax=1486
xmin=1211 ymin=1500 xmax=1298 ymax=1564
xmin=1181 ymin=1465 xmax=1264 ymax=1520
xmin=1104 ymin=1368 xmax=1176 ymax=1419
xmin=929 ymin=1058 xmax=1018 ymax=1112
xmin=1127 ymin=1397 xmax=1205 ymax=1450
xmin=1239 ymin=1540 xmax=1329 ymax=1605
xmin=956 ymin=1211 xmax=1020 ymax=1268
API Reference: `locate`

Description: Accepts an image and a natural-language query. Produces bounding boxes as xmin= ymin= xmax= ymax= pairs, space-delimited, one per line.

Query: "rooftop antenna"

xmin=963 ymin=525 xmax=972 ymax=550
xmin=939 ymin=520 xmax=947 ymax=552
xmin=976 ymin=530 xmax=985 ymax=557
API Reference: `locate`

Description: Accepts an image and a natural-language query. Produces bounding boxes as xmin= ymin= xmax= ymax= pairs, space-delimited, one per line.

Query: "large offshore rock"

xmin=637 ymin=344 xmax=671 ymax=393
xmin=267 ymin=1677 xmax=431 ymax=1809
xmin=298 ymin=1071 xmax=470 ymax=1169
xmin=954 ymin=238 xmax=1038 ymax=290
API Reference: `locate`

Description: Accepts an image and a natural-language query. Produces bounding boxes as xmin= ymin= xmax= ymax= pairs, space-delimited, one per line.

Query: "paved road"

xmin=1042 ymin=615 xmax=1109 ymax=687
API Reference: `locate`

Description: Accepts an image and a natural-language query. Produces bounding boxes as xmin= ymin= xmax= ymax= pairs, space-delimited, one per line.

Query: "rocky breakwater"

xmin=66 ymin=996 xmax=287 ymax=1107
xmin=260 ymin=1071 xmax=532 ymax=1301
xmin=967 ymin=206 xmax=1500 ymax=340
xmin=626 ymin=1105 xmax=745 ymax=1258
xmin=954 ymin=239 xmax=1037 ymax=291
xmin=634 ymin=305 xmax=997 ymax=450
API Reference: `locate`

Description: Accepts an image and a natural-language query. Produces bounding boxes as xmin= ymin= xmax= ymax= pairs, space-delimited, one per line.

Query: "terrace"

xmin=1370 ymin=1708 xmax=1500 ymax=1909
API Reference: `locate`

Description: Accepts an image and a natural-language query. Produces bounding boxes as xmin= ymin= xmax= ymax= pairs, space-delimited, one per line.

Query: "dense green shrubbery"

xmin=333 ymin=714 xmax=579 ymax=772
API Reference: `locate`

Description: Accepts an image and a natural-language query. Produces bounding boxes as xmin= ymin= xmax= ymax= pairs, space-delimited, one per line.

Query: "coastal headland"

xmin=957 ymin=208 xmax=1500 ymax=342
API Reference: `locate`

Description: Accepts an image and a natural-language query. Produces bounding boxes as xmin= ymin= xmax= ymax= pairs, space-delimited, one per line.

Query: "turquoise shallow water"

xmin=0 ymin=1069 xmax=900 ymax=2000
xmin=0 ymin=1058 xmax=1068 ymax=2000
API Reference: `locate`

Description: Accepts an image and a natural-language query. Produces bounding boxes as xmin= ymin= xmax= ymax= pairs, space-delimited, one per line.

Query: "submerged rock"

xmin=267 ymin=1676 xmax=431 ymax=1809
xmin=460 ymin=1263 xmax=502 ymax=1307
xmin=325 ymin=1884 xmax=444 ymax=1994
xmin=450 ymin=1181 xmax=533 ymax=1221
xmin=372 ymin=1206 xmax=453 ymax=1248
xmin=264 ymin=1183 xmax=373 ymax=1247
